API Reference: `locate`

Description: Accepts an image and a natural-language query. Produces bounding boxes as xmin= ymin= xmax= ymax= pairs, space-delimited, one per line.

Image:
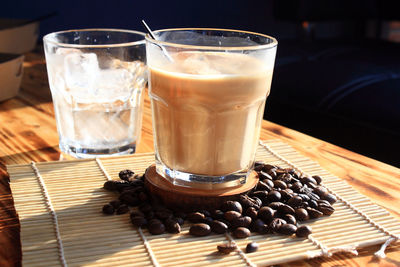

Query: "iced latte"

xmin=146 ymin=29 xmax=277 ymax=186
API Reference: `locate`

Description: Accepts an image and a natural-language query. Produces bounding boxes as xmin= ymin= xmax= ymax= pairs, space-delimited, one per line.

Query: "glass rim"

xmin=145 ymin=28 xmax=278 ymax=51
xmin=43 ymin=28 xmax=146 ymax=48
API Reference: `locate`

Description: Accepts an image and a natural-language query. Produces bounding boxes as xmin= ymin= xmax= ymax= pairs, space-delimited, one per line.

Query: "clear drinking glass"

xmin=43 ymin=29 xmax=147 ymax=158
xmin=146 ymin=28 xmax=277 ymax=187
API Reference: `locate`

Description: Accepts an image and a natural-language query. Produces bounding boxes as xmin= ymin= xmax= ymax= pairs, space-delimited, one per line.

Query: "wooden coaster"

xmin=144 ymin=164 xmax=259 ymax=211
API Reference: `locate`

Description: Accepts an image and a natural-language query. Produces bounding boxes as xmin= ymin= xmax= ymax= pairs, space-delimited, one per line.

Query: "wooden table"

xmin=0 ymin=51 xmax=399 ymax=267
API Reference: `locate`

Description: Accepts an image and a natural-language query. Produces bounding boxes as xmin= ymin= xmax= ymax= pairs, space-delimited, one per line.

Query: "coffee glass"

xmin=146 ymin=28 xmax=277 ymax=187
xmin=44 ymin=29 xmax=147 ymax=158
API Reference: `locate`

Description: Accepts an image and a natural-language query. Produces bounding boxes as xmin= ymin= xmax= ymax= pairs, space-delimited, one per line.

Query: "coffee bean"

xmin=299 ymin=202 xmax=309 ymax=208
xmin=189 ymin=223 xmax=211 ymax=236
xmin=278 ymin=173 xmax=293 ymax=184
xmin=128 ymin=181 xmax=144 ymax=189
xmin=280 ymin=189 xmax=294 ymax=201
xmin=305 ymin=191 xmax=320 ymax=202
xmin=115 ymin=181 xmax=132 ymax=192
xmin=116 ymin=204 xmax=129 ymax=215
xmin=103 ymin=180 xmax=118 ymax=191
xmin=295 ymin=208 xmax=309 ymax=221
xmin=317 ymin=203 xmax=335 ymax=215
xmin=211 ymin=209 xmax=224 ymax=220
xmin=173 ymin=212 xmax=186 ymax=220
xmin=298 ymin=193 xmax=310 ymax=203
xmin=199 ymin=210 xmax=211 ymax=217
xmin=148 ymin=218 xmax=162 ymax=225
xmin=291 ymin=182 xmax=303 ymax=192
xmin=313 ymin=186 xmax=328 ymax=197
xmin=130 ymin=210 xmax=144 ymax=218
xmin=307 ymin=207 xmax=323 ymax=219
xmin=251 ymin=218 xmax=266 ymax=233
xmin=217 ymin=243 xmax=237 ymax=254
xmin=155 ymin=210 xmax=173 ymax=220
xmin=119 ymin=169 xmax=135 ymax=181
xmin=244 ymin=207 xmax=258 ymax=220
xmin=129 ymin=176 xmax=144 ymax=184
xmin=283 ymin=214 xmax=297 ymax=225
xmin=267 ymin=190 xmax=281 ymax=202
xmin=148 ymin=221 xmax=165 ymax=235
xmin=296 ymin=225 xmax=312 ymax=237
xmin=256 ymin=181 xmax=272 ymax=192
xmin=176 ymin=217 xmax=185 ymax=226
xmin=262 ymin=164 xmax=276 ymax=172
xmin=239 ymin=195 xmax=260 ymax=209
xmin=233 ymin=227 xmax=251 ymax=238
xmin=131 ymin=216 xmax=147 ymax=227
xmin=273 ymin=180 xmax=287 ymax=190
xmin=201 ymin=216 xmax=214 ymax=225
xmin=187 ymin=212 xmax=205 ymax=223
xmin=266 ymin=169 xmax=277 ymax=178
xmin=257 ymin=207 xmax=275 ymax=223
xmin=309 ymin=199 xmax=318 ymax=209
xmin=312 ymin=175 xmax=322 ymax=184
xmin=259 ymin=171 xmax=273 ymax=181
xmin=299 ymin=186 xmax=314 ymax=195
xmin=224 ymin=211 xmax=242 ymax=222
xmin=252 ymin=197 xmax=262 ymax=207
xmin=278 ymin=204 xmax=295 ymax=215
xmin=300 ymin=176 xmax=317 ymax=185
xmin=263 ymin=179 xmax=275 ymax=188
xmin=268 ymin=202 xmax=283 ymax=210
xmin=165 ymin=217 xmax=178 ymax=225
xmin=166 ymin=221 xmax=181 ymax=233
xmin=109 ymin=200 xmax=121 ymax=209
xmin=211 ymin=220 xmax=228 ymax=234
xmin=139 ymin=203 xmax=152 ymax=214
xmin=102 ymin=204 xmax=115 ymax=215
xmin=317 ymin=199 xmax=331 ymax=206
xmin=306 ymin=182 xmax=317 ymax=189
xmin=221 ymin=201 xmax=242 ymax=213
xmin=254 ymin=162 xmax=264 ymax=172
xmin=275 ymin=168 xmax=287 ymax=175
xmin=119 ymin=192 xmax=139 ymax=206
xmin=218 ymin=218 xmax=232 ymax=229
xmin=323 ymin=193 xmax=337 ymax=204
xmin=269 ymin=218 xmax=286 ymax=232
xmin=287 ymin=196 xmax=303 ymax=207
xmin=246 ymin=242 xmax=259 ymax=253
xmin=258 ymin=224 xmax=270 ymax=234
xmin=232 ymin=216 xmax=252 ymax=228
xmin=277 ymin=223 xmax=297 ymax=235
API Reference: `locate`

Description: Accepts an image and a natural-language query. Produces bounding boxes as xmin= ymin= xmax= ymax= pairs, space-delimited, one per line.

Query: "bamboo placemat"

xmin=7 ymin=139 xmax=400 ymax=267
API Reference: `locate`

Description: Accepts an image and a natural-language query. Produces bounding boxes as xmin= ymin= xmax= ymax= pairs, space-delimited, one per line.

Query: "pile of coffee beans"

xmin=102 ymin=162 xmax=336 ymax=253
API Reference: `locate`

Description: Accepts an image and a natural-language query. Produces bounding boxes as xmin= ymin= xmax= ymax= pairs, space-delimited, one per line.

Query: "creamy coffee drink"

xmin=149 ymin=51 xmax=273 ymax=176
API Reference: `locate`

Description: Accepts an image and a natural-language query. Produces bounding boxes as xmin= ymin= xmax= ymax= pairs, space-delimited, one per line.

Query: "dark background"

xmin=2 ymin=0 xmax=400 ymax=167
xmin=1 ymin=0 xmax=284 ymax=38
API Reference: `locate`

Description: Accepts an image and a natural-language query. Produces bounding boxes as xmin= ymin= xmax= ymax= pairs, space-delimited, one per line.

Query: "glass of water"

xmin=43 ymin=29 xmax=147 ymax=158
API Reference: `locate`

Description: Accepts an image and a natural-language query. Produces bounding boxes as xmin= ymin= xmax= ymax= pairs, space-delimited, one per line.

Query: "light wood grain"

xmin=0 ymin=50 xmax=399 ymax=267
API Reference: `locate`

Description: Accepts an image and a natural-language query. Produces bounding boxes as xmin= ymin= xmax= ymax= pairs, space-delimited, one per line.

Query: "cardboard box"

xmin=0 ymin=18 xmax=39 ymax=54
xmin=0 ymin=53 xmax=24 ymax=101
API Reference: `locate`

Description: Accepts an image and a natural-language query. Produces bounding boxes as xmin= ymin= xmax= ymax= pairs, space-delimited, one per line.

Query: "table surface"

xmin=0 ymin=51 xmax=399 ymax=267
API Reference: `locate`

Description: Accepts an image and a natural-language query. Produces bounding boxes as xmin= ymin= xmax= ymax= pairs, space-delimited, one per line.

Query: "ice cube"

xmin=64 ymin=52 xmax=99 ymax=95
xmin=93 ymin=68 xmax=134 ymax=102
xmin=56 ymin=48 xmax=81 ymax=56
xmin=181 ymin=53 xmax=221 ymax=75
